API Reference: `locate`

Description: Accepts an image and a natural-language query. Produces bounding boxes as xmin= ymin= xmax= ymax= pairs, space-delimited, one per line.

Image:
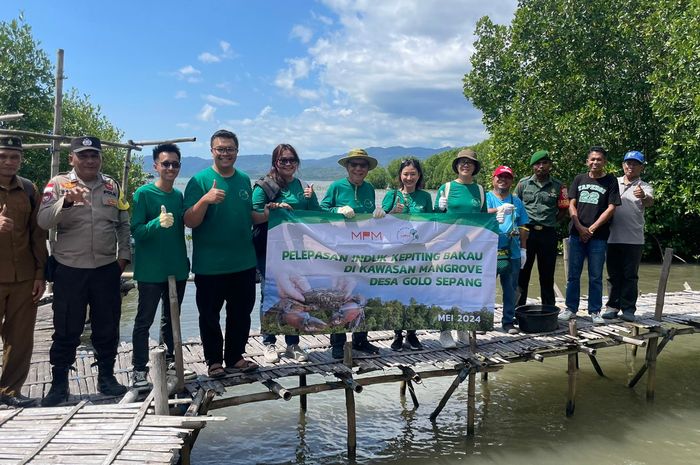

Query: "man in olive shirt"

xmin=38 ymin=136 xmax=131 ymax=406
xmin=0 ymin=136 xmax=47 ymax=407
xmin=514 ymin=150 xmax=568 ymax=306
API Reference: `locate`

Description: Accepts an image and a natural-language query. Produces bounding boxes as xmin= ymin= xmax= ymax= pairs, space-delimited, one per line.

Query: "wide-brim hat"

xmin=337 ymin=148 xmax=378 ymax=171
xmin=0 ymin=136 xmax=23 ymax=151
xmin=451 ymin=148 xmax=481 ymax=175
xmin=70 ymin=136 xmax=102 ymax=153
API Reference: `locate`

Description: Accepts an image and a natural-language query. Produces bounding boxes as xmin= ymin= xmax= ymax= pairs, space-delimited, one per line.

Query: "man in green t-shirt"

xmin=184 ymin=130 xmax=265 ymax=378
xmin=130 ymin=143 xmax=191 ymax=388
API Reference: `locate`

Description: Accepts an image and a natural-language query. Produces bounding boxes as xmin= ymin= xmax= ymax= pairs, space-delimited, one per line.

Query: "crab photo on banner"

xmin=261 ymin=210 xmax=499 ymax=335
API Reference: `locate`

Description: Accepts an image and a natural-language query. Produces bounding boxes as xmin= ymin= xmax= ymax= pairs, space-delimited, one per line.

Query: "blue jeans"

xmin=132 ymin=280 xmax=186 ymax=372
xmin=565 ymin=236 xmax=607 ymax=314
xmin=499 ymin=258 xmax=520 ymax=326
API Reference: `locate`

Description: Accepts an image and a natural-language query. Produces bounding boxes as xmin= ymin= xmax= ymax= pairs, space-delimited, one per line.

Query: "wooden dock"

xmin=2 ymin=287 xmax=698 ymax=462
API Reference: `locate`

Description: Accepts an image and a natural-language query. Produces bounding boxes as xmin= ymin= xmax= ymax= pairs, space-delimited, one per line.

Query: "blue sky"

xmin=3 ymin=0 xmax=516 ymax=158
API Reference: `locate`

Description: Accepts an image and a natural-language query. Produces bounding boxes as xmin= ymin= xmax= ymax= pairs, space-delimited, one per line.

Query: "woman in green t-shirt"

xmin=434 ymin=149 xmax=487 ymax=348
xmin=253 ymin=144 xmax=319 ymax=364
xmin=381 ymin=158 xmax=432 ymax=351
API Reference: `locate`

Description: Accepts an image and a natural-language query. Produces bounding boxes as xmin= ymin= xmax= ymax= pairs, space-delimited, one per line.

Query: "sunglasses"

xmin=160 ymin=161 xmax=181 ymax=169
xmin=277 ymin=158 xmax=298 ymax=166
xmin=348 ymin=161 xmax=369 ymax=168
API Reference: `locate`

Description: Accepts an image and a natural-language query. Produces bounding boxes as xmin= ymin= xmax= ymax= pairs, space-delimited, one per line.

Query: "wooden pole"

xmin=647 ymin=247 xmax=673 ymax=401
xmin=631 ymin=327 xmax=640 ymax=357
xmin=167 ymin=276 xmax=185 ymax=393
xmin=399 ymin=380 xmax=407 ymax=398
xmin=466 ymin=368 xmax=476 ymax=435
xmin=121 ymin=141 xmax=133 ymax=199
xmin=0 ymin=113 xmax=24 ymax=122
xmin=562 ymin=238 xmax=569 ymax=281
xmin=406 ymin=380 xmax=419 ymax=408
xmin=343 ymin=338 xmax=353 ymax=368
xmin=299 ymin=374 xmax=307 ymax=411
xmin=131 ymin=137 xmax=197 ymax=146
xmin=150 ymin=347 xmax=169 ymax=415
xmin=345 ymin=381 xmax=357 ymax=460
xmin=429 ymin=367 xmax=469 ymax=421
xmin=50 ymin=49 xmax=64 ymax=180
xmin=628 ymin=328 xmax=677 ymax=388
xmin=566 ymin=319 xmax=577 ymax=417
xmin=0 ymin=128 xmax=141 ymax=150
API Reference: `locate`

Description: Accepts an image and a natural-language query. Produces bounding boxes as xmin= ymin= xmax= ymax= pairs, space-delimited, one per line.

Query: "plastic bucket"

xmin=515 ymin=304 xmax=560 ymax=333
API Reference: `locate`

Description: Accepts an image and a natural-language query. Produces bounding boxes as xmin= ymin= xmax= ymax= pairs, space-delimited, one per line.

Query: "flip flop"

xmin=226 ymin=359 xmax=259 ymax=374
xmin=207 ymin=363 xmax=225 ymax=378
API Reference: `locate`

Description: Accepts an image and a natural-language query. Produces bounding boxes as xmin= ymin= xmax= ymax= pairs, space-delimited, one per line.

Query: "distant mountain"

xmin=140 ymin=146 xmax=452 ymax=180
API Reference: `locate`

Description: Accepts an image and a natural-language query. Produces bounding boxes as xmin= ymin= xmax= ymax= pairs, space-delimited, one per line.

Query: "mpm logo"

xmin=351 ymin=231 xmax=383 ymax=240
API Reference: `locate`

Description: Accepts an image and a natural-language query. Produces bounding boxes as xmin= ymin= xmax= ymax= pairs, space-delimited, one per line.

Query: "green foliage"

xmin=366 ymin=165 xmax=390 ymax=189
xmin=0 ymin=16 xmax=145 ymax=198
xmin=463 ymin=0 xmax=700 ymax=259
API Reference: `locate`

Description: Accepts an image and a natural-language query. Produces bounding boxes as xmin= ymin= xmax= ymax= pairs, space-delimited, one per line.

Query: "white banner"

xmin=261 ymin=210 xmax=498 ymax=334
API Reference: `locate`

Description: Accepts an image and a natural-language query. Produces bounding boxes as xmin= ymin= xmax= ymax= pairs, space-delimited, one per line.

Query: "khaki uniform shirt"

xmin=0 ymin=176 xmax=48 ymax=282
xmin=37 ymin=170 xmax=131 ymax=269
xmin=515 ymin=175 xmax=565 ymax=227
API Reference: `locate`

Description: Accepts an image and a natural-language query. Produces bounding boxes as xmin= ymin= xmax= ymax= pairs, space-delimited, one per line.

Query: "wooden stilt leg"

xmin=566 ymin=320 xmax=578 ymax=417
xmin=299 ymin=374 xmax=307 ymax=411
xmin=399 ymin=380 xmax=407 ymax=398
xmin=645 ymin=337 xmax=658 ymax=401
xmin=345 ymin=384 xmax=357 ymax=460
xmin=628 ymin=328 xmax=676 ymax=388
xmin=429 ymin=367 xmax=469 ymax=421
xmin=587 ymin=354 xmax=605 ymax=377
xmin=631 ymin=327 xmax=640 ymax=357
xmin=406 ymin=380 xmax=419 ymax=408
xmin=467 ymin=370 xmax=476 ymax=435
xmin=481 ymin=372 xmax=488 ymax=382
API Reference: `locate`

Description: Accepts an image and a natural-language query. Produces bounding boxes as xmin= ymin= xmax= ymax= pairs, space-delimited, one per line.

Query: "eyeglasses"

xmin=74 ymin=152 xmax=101 ymax=160
xmin=348 ymin=161 xmax=369 ymax=168
xmin=277 ymin=158 xmax=298 ymax=166
xmin=212 ymin=146 xmax=238 ymax=155
xmin=457 ymin=159 xmax=474 ymax=166
xmin=160 ymin=161 xmax=181 ymax=169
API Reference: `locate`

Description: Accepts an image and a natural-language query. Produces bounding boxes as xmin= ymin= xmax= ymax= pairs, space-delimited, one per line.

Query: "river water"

xmin=119 ymin=179 xmax=700 ymax=464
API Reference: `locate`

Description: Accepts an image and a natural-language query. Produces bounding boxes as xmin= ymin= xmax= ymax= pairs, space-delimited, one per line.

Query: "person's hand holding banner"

xmin=372 ymin=206 xmax=386 ymax=219
xmin=337 ymin=206 xmax=355 ymax=218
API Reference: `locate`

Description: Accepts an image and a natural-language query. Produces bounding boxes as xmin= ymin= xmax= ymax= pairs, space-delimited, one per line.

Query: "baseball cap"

xmin=623 ymin=150 xmax=645 ymax=164
xmin=70 ymin=136 xmax=102 ymax=153
xmin=493 ymin=165 xmax=514 ymax=177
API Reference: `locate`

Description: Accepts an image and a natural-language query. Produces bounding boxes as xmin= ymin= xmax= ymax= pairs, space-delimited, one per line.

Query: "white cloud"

xmin=291 ymin=25 xmax=313 ymax=43
xmin=259 ymin=106 xmax=272 ymax=118
xmin=198 ymin=52 xmax=221 ymax=63
xmin=219 ymin=40 xmax=231 ymax=53
xmin=203 ymin=94 xmax=238 ymax=106
xmin=197 ymin=104 xmax=216 ymax=122
xmin=174 ymin=90 xmax=187 ymax=99
xmin=176 ymin=65 xmax=202 ymax=83
xmin=216 ymin=81 xmax=233 ymax=93
xmin=311 ymin=11 xmax=333 ymax=26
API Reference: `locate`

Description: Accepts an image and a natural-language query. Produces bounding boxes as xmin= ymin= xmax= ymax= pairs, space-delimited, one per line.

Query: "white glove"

xmin=496 ymin=210 xmax=505 ymax=224
xmin=438 ymin=193 xmax=447 ymax=211
xmin=372 ymin=207 xmax=386 ymax=219
xmin=520 ymin=248 xmax=527 ymax=269
xmin=497 ymin=203 xmax=515 ymax=215
xmin=159 ymin=205 xmax=174 ymax=228
xmin=337 ymin=206 xmax=355 ymax=218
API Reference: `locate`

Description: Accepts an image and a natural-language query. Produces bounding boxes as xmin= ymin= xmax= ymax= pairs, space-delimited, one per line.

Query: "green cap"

xmin=530 ymin=150 xmax=550 ymax=166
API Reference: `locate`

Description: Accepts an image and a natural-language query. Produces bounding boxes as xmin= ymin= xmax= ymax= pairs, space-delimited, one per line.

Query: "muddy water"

xmin=119 ymin=262 xmax=700 ymax=464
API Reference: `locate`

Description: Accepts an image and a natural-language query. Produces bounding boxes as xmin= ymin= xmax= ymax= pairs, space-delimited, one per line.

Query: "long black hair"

xmin=397 ymin=158 xmax=424 ymax=190
xmin=267 ymin=143 xmax=301 ymax=189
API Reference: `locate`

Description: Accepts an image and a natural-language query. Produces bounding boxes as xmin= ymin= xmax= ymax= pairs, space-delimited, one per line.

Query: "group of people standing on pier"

xmin=0 ymin=130 xmax=652 ymax=408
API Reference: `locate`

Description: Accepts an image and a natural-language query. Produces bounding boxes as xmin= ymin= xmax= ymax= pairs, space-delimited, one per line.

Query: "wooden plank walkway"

xmin=0 ymin=396 xmax=220 ymax=464
xmin=2 ymin=291 xmax=697 ymax=406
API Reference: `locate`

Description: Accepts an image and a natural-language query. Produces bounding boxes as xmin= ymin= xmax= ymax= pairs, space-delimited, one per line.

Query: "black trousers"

xmin=50 ymin=261 xmax=122 ymax=369
xmin=606 ymin=243 xmax=643 ymax=314
xmin=517 ymin=226 xmax=558 ymax=306
xmin=194 ymin=268 xmax=256 ymax=367
xmin=330 ymin=332 xmax=368 ymax=349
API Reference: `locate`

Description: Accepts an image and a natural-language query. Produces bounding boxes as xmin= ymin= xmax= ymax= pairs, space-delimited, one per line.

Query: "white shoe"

xmin=456 ymin=330 xmax=471 ymax=345
xmin=264 ymin=344 xmax=280 ymax=363
xmin=131 ymin=370 xmax=149 ymax=388
xmin=558 ymin=309 xmax=576 ymax=321
xmin=285 ymin=344 xmax=308 ymax=362
xmin=439 ymin=330 xmax=456 ymax=348
xmin=591 ymin=313 xmax=605 ymax=324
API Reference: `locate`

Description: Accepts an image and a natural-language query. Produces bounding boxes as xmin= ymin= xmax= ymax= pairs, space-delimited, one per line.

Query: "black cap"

xmin=0 ymin=136 xmax=23 ymax=151
xmin=70 ymin=136 xmax=102 ymax=153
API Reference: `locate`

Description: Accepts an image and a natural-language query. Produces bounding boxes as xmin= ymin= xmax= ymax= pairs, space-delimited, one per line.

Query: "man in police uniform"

xmin=37 ymin=136 xmax=131 ymax=406
xmin=0 ymin=136 xmax=47 ymax=407
xmin=514 ymin=150 xmax=568 ymax=306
